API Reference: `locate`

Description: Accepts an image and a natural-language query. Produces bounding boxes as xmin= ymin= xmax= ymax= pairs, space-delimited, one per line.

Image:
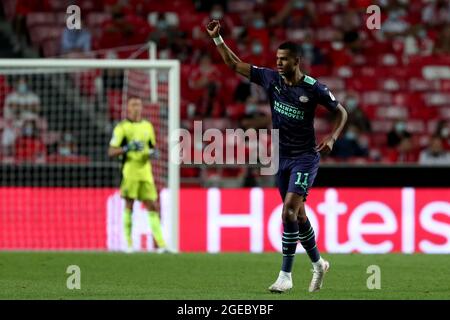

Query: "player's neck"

xmin=283 ymin=69 xmax=303 ymax=86
xmin=127 ymin=117 xmax=142 ymax=123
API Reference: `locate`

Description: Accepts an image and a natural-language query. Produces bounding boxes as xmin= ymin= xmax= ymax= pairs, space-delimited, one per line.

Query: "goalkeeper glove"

xmin=148 ymin=148 xmax=160 ymax=160
xmin=122 ymin=141 xmax=144 ymax=153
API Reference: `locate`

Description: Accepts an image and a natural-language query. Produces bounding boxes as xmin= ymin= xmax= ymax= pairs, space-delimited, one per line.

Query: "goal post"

xmin=0 ymin=59 xmax=180 ymax=252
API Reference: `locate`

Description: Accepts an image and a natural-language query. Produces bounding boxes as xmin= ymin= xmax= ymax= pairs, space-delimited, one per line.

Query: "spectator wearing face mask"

xmin=344 ymin=92 xmax=371 ymax=133
xmin=14 ymin=119 xmax=46 ymax=164
xmin=189 ymin=53 xmax=223 ymax=117
xmin=299 ymin=33 xmax=325 ymax=67
xmin=328 ymin=31 xmax=353 ymax=68
xmin=380 ymin=5 xmax=410 ymax=40
xmin=330 ymin=124 xmax=369 ymax=160
xmin=3 ymin=77 xmax=41 ymax=122
xmin=387 ymin=120 xmax=410 ymax=148
xmin=246 ymin=11 xmax=270 ymax=49
xmin=419 ymin=135 xmax=450 ymax=165
xmin=201 ymin=4 xmax=234 ymax=38
xmin=47 ymin=132 xmax=89 ymax=164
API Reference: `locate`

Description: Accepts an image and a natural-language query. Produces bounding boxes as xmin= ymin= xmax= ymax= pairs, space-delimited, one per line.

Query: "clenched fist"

xmin=206 ymin=20 xmax=221 ymax=38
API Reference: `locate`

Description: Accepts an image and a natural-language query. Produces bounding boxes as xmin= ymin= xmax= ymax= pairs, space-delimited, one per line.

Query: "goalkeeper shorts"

xmin=120 ymin=178 xmax=158 ymax=201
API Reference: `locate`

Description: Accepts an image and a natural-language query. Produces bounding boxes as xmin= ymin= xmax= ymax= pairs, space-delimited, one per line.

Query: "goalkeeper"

xmin=108 ymin=96 xmax=168 ymax=253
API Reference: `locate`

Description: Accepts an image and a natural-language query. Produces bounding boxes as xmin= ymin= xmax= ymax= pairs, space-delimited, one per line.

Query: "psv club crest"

xmin=299 ymin=95 xmax=309 ymax=103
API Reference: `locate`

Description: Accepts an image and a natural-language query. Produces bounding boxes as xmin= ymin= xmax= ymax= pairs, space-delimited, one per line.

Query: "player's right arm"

xmin=206 ymin=20 xmax=251 ymax=79
xmin=108 ymin=123 xmax=125 ymax=158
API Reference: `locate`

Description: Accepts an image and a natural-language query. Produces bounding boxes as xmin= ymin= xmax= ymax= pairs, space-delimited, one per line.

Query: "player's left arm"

xmin=316 ymin=104 xmax=347 ymax=155
xmin=315 ymin=84 xmax=348 ymax=155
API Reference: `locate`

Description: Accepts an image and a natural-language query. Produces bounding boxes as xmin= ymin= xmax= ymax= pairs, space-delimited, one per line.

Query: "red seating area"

xmin=2 ymin=0 xmax=450 ymax=182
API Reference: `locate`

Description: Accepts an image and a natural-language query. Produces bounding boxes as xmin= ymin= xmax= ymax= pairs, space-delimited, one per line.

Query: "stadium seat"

xmin=26 ymin=12 xmax=56 ymax=28
xmin=371 ymin=120 xmax=394 ymax=133
xmin=375 ymin=106 xmax=408 ymax=120
xmin=106 ymin=89 xmax=123 ymax=120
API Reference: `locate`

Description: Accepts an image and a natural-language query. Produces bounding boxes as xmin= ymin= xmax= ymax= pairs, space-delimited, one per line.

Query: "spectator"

xmin=233 ymin=80 xmax=252 ymax=103
xmin=247 ymin=38 xmax=270 ymax=66
xmin=387 ymin=120 xmax=410 ymax=148
xmin=47 ymin=132 xmax=89 ymax=164
xmin=380 ymin=6 xmax=410 ymax=40
xmin=11 ymin=0 xmax=50 ymax=52
xmin=434 ymin=120 xmax=450 ymax=150
xmin=339 ymin=10 xmax=363 ymax=54
xmin=422 ymin=0 xmax=450 ymax=30
xmin=239 ymin=99 xmax=271 ymax=131
xmin=433 ymin=25 xmax=450 ymax=55
xmin=246 ymin=11 xmax=270 ymax=47
xmin=403 ymin=25 xmax=434 ymax=59
xmin=61 ymin=28 xmax=92 ymax=57
xmin=98 ymin=5 xmax=150 ymax=49
xmin=14 ymin=119 xmax=46 ymax=164
xmin=3 ymin=77 xmax=41 ymax=122
xmin=188 ymin=53 xmax=223 ymax=117
xmin=419 ymin=135 xmax=450 ymax=165
xmin=344 ymin=91 xmax=371 ymax=133
xmin=148 ymin=12 xmax=182 ymax=49
xmin=1 ymin=119 xmax=18 ymax=158
xmin=330 ymin=124 xmax=369 ymax=160
xmin=388 ymin=132 xmax=418 ymax=163
xmin=233 ymin=78 xmax=267 ymax=105
xmin=194 ymin=0 xmax=228 ymax=12
xmin=201 ymin=3 xmax=234 ymax=38
xmin=101 ymin=51 xmax=124 ymax=92
xmin=328 ymin=31 xmax=353 ymax=68
xmin=299 ymin=32 xmax=325 ymax=66
xmin=269 ymin=0 xmax=317 ymax=29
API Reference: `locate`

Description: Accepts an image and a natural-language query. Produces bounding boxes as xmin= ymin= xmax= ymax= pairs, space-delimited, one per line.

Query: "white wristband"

xmin=213 ymin=35 xmax=224 ymax=46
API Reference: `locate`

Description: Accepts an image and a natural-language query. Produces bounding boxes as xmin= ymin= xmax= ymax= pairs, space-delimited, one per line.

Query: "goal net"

xmin=0 ymin=59 xmax=180 ymax=252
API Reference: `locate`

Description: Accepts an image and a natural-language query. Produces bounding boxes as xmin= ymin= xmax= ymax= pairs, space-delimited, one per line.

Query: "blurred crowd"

xmin=0 ymin=0 xmax=449 ymax=170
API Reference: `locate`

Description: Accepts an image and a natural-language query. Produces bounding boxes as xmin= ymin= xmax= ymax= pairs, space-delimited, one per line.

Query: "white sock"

xmin=279 ymin=271 xmax=292 ymax=279
xmin=312 ymin=257 xmax=324 ymax=270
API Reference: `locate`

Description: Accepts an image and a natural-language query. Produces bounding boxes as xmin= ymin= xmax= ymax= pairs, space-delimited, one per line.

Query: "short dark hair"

xmin=278 ymin=41 xmax=301 ymax=58
xmin=127 ymin=95 xmax=142 ymax=102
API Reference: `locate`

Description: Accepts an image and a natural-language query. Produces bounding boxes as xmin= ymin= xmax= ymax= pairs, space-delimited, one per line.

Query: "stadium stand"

xmin=1 ymin=0 xmax=449 ymax=186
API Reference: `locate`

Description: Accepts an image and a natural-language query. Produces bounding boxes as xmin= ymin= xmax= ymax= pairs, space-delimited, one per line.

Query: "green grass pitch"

xmin=0 ymin=252 xmax=449 ymax=300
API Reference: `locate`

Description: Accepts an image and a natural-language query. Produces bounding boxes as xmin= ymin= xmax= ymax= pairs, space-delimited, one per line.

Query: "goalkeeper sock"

xmin=123 ymin=208 xmax=133 ymax=248
xmin=148 ymin=211 xmax=166 ymax=249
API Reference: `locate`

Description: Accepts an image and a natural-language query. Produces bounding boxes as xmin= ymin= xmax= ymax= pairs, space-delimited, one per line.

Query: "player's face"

xmin=276 ymin=49 xmax=299 ymax=77
xmin=127 ymin=98 xmax=143 ymax=121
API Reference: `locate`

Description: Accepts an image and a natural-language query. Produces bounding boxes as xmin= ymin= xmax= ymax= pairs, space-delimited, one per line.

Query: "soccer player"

xmin=108 ymin=96 xmax=168 ymax=253
xmin=206 ymin=20 xmax=348 ymax=293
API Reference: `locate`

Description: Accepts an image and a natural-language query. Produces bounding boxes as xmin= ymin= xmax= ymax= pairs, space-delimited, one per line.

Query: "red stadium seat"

xmin=107 ymin=89 xmax=124 ymax=120
xmin=375 ymin=106 xmax=409 ymax=120
xmin=226 ymin=103 xmax=246 ymax=121
xmin=27 ymin=12 xmax=56 ymax=27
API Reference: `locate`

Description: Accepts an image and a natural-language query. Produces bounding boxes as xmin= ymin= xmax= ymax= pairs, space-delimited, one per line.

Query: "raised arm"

xmin=206 ymin=20 xmax=251 ymax=79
